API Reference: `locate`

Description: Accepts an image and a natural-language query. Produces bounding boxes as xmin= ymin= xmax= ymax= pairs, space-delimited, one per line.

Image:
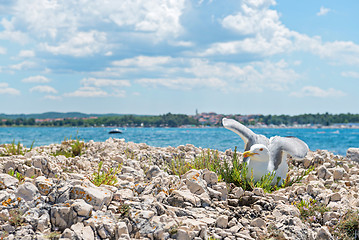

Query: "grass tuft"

xmin=52 ymin=133 xmax=85 ymax=158
xmin=0 ymin=140 xmax=34 ymax=156
xmin=8 ymin=169 xmax=25 ymax=184
xmin=88 ymin=161 xmax=122 ymax=187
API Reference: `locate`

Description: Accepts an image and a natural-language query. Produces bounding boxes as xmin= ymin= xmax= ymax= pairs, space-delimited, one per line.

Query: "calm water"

xmin=0 ymin=127 xmax=358 ymax=156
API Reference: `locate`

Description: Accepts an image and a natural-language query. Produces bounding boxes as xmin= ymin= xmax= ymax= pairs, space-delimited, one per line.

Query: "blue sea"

xmin=0 ymin=127 xmax=358 ymax=156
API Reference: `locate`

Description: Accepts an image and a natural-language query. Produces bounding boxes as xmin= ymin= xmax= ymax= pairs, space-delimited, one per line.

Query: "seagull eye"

xmin=259 ymin=148 xmax=263 ymax=151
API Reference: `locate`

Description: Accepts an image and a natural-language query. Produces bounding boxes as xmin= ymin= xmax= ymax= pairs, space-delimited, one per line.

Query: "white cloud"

xmin=0 ymin=82 xmax=20 ymax=95
xmin=9 ymin=61 xmax=37 ymax=70
xmin=22 ymin=75 xmax=51 ymax=83
xmin=0 ymin=47 xmax=6 ymax=54
xmin=341 ymin=71 xmax=359 ymax=79
xmin=106 ymin=56 xmax=299 ymax=92
xmin=8 ymin=0 xmax=186 ymax=50
xmin=19 ymin=50 xmax=35 ymax=58
xmin=30 ymin=85 xmax=57 ymax=94
xmin=81 ymin=78 xmax=131 ymax=87
xmin=112 ymin=56 xmax=173 ymax=67
xmin=199 ymin=1 xmax=359 ymax=66
xmin=0 ymin=18 xmax=29 ymax=44
xmin=317 ymin=6 xmax=330 ymax=16
xmin=44 ymin=95 xmax=62 ymax=100
xmin=64 ymin=87 xmax=108 ymax=97
xmin=136 ymin=77 xmax=227 ymax=90
xmin=290 ymin=86 xmax=346 ymax=98
xmin=41 ymin=31 xmax=108 ymax=57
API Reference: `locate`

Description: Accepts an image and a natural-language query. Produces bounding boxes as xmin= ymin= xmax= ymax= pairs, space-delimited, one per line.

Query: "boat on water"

xmin=108 ymin=128 xmax=123 ymax=134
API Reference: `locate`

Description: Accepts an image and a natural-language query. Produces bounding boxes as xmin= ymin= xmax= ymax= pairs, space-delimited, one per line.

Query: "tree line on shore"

xmin=0 ymin=112 xmax=358 ymax=127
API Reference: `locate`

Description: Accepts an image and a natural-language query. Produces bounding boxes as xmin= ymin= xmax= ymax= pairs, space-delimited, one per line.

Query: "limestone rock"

xmin=216 ymin=215 xmax=228 ymax=229
xmin=15 ymin=182 xmax=39 ymax=202
xmin=347 ymin=148 xmax=359 ymax=162
xmin=316 ymin=226 xmax=333 ymax=240
xmin=72 ymin=199 xmax=93 ymax=218
xmin=70 ymin=185 xmax=113 ymax=210
xmin=0 ymin=173 xmax=19 ymax=190
xmin=333 ymin=167 xmax=345 ymax=180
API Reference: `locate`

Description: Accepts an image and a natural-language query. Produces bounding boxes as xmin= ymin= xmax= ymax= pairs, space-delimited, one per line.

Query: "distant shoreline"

xmin=1 ymin=125 xmax=359 ymax=129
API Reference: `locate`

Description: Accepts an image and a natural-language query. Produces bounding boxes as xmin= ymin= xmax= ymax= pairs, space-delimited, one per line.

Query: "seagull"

xmin=222 ymin=118 xmax=309 ymax=183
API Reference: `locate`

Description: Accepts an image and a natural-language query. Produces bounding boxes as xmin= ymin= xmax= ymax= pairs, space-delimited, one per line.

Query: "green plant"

xmin=332 ymin=210 xmax=359 ymax=240
xmin=295 ymin=198 xmax=330 ymax=224
xmin=124 ymin=148 xmax=135 ymax=159
xmin=281 ymin=165 xmax=315 ymax=188
xmin=6 ymin=209 xmax=24 ymax=227
xmin=8 ymin=169 xmax=25 ymax=184
xmin=168 ymin=225 xmax=178 ymax=235
xmin=1 ymin=140 xmax=35 ymax=156
xmin=117 ymin=200 xmax=131 ymax=216
xmin=88 ymin=161 xmax=122 ymax=187
xmin=53 ymin=133 xmax=85 ymax=158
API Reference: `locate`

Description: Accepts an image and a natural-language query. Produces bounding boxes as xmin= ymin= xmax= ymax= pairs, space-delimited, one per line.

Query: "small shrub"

xmin=88 ymin=161 xmax=122 ymax=187
xmin=295 ymin=198 xmax=330 ymax=224
xmin=332 ymin=210 xmax=359 ymax=240
xmin=53 ymin=133 xmax=85 ymax=158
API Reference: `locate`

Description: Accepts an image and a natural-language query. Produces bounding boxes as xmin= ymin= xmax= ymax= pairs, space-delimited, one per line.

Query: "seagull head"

xmin=243 ymin=144 xmax=269 ymax=162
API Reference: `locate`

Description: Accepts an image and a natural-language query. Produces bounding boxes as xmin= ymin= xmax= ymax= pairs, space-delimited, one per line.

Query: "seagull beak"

xmin=243 ymin=151 xmax=258 ymax=158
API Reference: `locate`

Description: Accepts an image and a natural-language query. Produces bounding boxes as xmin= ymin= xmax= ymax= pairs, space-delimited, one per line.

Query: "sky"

xmin=0 ymin=0 xmax=358 ymax=116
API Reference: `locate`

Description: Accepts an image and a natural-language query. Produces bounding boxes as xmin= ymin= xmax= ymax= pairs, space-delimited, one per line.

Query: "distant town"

xmin=0 ymin=111 xmax=359 ymax=128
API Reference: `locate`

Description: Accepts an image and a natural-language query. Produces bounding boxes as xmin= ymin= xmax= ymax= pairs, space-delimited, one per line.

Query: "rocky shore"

xmin=0 ymin=138 xmax=359 ymax=240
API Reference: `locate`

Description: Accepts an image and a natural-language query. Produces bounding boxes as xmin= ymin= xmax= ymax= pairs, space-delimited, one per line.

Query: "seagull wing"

xmin=269 ymin=136 xmax=309 ymax=169
xmin=222 ymin=118 xmax=258 ymax=151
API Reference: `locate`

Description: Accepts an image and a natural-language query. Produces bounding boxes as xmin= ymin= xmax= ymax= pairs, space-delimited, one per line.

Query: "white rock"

xmin=329 ymin=192 xmax=341 ymax=202
xmin=50 ymin=205 xmax=76 ymax=231
xmin=117 ymin=221 xmax=129 ymax=236
xmin=212 ymin=182 xmax=228 ymax=200
xmin=202 ymin=169 xmax=218 ymax=185
xmin=316 ymin=226 xmax=333 ymax=240
xmin=250 ymin=218 xmax=266 ymax=228
xmin=317 ymin=166 xmax=328 ymax=179
xmin=333 ymin=168 xmax=345 ymax=180
xmin=183 ymin=169 xmax=207 ymax=195
xmin=253 ymin=188 xmax=264 ymax=197
xmin=114 ymin=189 xmax=134 ymax=200
xmin=15 ymin=182 xmax=39 ymax=201
xmin=168 ymin=189 xmax=201 ymax=207
xmin=34 ymin=176 xmax=53 ymax=196
xmin=273 ymin=204 xmax=300 ymax=219
xmin=72 ymin=199 xmax=93 ymax=217
xmin=216 ymin=215 xmax=228 ymax=229
xmin=177 ymin=229 xmax=190 ymax=240
xmin=37 ymin=212 xmax=50 ymax=232
xmin=347 ymin=148 xmax=359 ymax=162
xmin=70 ymin=185 xmax=113 ymax=210
xmin=0 ymin=173 xmax=19 ymax=189
xmin=232 ymin=187 xmax=244 ymax=198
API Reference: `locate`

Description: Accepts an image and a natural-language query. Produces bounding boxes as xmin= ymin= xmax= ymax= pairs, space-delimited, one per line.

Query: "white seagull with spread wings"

xmin=222 ymin=118 xmax=309 ymax=183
